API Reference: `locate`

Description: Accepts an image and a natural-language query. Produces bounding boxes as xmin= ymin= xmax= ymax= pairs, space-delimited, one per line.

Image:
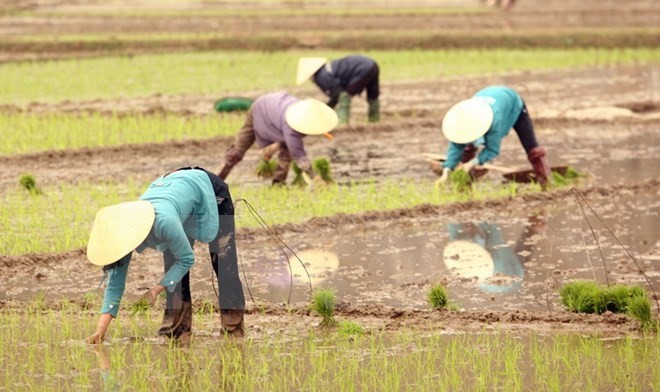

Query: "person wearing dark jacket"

xmin=296 ymin=55 xmax=380 ymax=125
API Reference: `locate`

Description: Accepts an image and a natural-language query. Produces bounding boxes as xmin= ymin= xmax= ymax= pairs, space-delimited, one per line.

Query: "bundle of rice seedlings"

xmin=19 ymin=173 xmax=43 ymax=196
xmin=312 ymin=158 xmax=334 ymax=184
xmin=290 ymin=162 xmax=307 ymax=187
xmin=129 ymin=297 xmax=151 ymax=316
xmin=551 ymin=166 xmax=583 ymax=186
xmin=559 ymin=281 xmax=599 ymax=313
xmin=626 ymin=295 xmax=656 ymax=331
xmin=312 ymin=288 xmax=337 ymax=327
xmin=428 ymin=284 xmax=448 ymax=310
xmin=255 ymin=159 xmax=278 ymax=179
xmin=450 ymin=169 xmax=472 ymax=193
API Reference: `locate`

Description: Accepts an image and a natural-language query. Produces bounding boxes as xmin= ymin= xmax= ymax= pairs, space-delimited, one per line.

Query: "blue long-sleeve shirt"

xmin=443 ymin=87 xmax=524 ymax=170
xmin=101 ymin=170 xmax=219 ymax=317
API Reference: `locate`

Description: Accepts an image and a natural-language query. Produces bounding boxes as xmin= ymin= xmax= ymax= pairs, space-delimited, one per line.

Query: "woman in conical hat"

xmin=436 ymin=86 xmax=551 ymax=188
xmin=296 ymin=55 xmax=381 ymax=125
xmin=86 ymin=167 xmax=245 ymax=343
xmin=218 ymin=91 xmax=338 ymax=186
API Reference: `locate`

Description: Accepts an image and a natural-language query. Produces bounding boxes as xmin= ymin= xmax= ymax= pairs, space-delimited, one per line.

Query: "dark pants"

xmin=161 ymin=167 xmax=245 ymax=336
xmin=345 ymin=63 xmax=380 ymax=101
xmin=512 ymin=103 xmax=539 ymax=154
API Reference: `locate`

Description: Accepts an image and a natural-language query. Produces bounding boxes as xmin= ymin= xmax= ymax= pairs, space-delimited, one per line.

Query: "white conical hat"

xmin=442 ymin=240 xmax=494 ymax=281
xmin=87 ymin=200 xmax=155 ymax=266
xmin=285 ymin=98 xmax=338 ymax=135
xmin=296 ymin=57 xmax=328 ymax=85
xmin=442 ymin=98 xmax=494 ymax=144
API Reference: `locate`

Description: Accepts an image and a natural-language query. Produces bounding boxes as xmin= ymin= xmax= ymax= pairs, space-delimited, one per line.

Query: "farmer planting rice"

xmin=296 ymin=55 xmax=381 ymax=125
xmin=218 ymin=92 xmax=338 ymax=186
xmin=85 ymin=167 xmax=245 ymax=343
xmin=435 ymin=86 xmax=551 ymax=188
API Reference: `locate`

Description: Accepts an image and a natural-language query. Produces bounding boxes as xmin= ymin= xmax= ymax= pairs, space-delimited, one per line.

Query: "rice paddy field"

xmin=0 ymin=0 xmax=659 ymax=390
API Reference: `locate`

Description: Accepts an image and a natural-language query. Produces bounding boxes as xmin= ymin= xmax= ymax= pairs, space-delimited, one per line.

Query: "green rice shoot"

xmin=312 ymin=288 xmax=337 ymax=327
xmin=428 ymin=284 xmax=449 ymax=310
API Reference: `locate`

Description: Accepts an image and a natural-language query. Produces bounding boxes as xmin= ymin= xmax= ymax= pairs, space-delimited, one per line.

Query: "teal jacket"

xmin=101 ymin=170 xmax=219 ymax=317
xmin=443 ymin=87 xmax=524 ymax=169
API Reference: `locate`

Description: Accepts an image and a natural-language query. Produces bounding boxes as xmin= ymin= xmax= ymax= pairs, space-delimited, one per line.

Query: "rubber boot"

xmin=221 ymin=309 xmax=245 ymax=337
xmin=336 ymin=92 xmax=351 ymax=125
xmin=527 ymin=146 xmax=551 ymax=189
xmin=158 ymin=301 xmax=192 ymax=338
xmin=367 ymin=99 xmax=380 ymax=123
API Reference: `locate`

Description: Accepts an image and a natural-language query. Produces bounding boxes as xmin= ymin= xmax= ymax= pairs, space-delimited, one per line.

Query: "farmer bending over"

xmin=86 ymin=167 xmax=245 ymax=343
xmin=296 ymin=55 xmax=380 ymax=125
xmin=218 ymin=92 xmax=338 ymax=185
xmin=436 ymin=86 xmax=551 ymax=188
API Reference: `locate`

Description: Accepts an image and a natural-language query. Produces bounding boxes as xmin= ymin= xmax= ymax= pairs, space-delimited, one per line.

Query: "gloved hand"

xmin=434 ymin=167 xmax=452 ymax=190
xmin=461 ymin=158 xmax=479 ymax=174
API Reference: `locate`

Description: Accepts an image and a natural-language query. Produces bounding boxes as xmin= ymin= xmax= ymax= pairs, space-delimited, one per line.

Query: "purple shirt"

xmin=252 ymin=91 xmax=310 ymax=168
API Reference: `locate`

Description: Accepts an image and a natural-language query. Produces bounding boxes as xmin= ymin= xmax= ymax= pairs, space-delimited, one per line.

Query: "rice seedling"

xmin=255 ymin=159 xmax=278 ymax=179
xmin=551 ymin=166 xmax=584 ymax=187
xmin=312 ymin=157 xmax=334 ymax=184
xmin=18 ymin=173 xmax=42 ymax=196
xmin=311 ymin=288 xmax=337 ymax=327
xmin=626 ymin=295 xmax=656 ymax=331
xmin=129 ymin=297 xmax=151 ymax=316
xmin=428 ymin=284 xmax=448 ymax=310
xmin=337 ymin=321 xmax=366 ymax=338
xmin=450 ymin=169 xmax=472 ymax=193
xmin=560 ymin=281 xmax=600 ymax=313
xmin=290 ymin=162 xmax=307 ymax=187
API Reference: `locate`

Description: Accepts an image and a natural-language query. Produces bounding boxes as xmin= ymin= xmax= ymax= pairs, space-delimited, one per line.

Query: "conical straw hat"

xmin=87 ymin=201 xmax=155 ymax=266
xmin=442 ymin=240 xmax=494 ymax=281
xmin=442 ymin=98 xmax=494 ymax=144
xmin=285 ymin=98 xmax=338 ymax=135
xmin=296 ymin=57 xmax=328 ymax=85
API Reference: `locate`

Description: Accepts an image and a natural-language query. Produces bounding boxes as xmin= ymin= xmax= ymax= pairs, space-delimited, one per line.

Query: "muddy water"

xmin=242 ymin=194 xmax=660 ymax=311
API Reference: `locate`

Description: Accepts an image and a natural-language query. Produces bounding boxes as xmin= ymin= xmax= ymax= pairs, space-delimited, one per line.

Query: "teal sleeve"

xmin=478 ymin=130 xmax=502 ymax=165
xmin=443 ymin=142 xmax=466 ymax=170
xmin=101 ymin=253 xmax=131 ymax=318
xmin=159 ymin=220 xmax=195 ymax=292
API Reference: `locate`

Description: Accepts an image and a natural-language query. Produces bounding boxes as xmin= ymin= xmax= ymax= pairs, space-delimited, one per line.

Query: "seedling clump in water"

xmin=19 ymin=173 xmax=43 ymax=196
xmin=450 ymin=169 xmax=472 ymax=193
xmin=428 ymin=284 xmax=448 ymax=310
xmin=256 ymin=159 xmax=278 ymax=179
xmin=312 ymin=288 xmax=338 ymax=327
xmin=560 ymin=281 xmax=655 ymax=330
xmin=337 ymin=321 xmax=365 ymax=338
xmin=312 ymin=158 xmax=335 ymax=184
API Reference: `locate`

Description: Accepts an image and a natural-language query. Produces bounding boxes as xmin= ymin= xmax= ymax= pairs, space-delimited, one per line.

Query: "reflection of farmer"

xmin=444 ymin=222 xmax=525 ymax=293
xmin=218 ymin=92 xmax=338 ymax=185
xmin=436 ymin=86 xmax=551 ymax=188
xmin=85 ymin=167 xmax=245 ymax=343
xmin=296 ymin=55 xmax=380 ymax=124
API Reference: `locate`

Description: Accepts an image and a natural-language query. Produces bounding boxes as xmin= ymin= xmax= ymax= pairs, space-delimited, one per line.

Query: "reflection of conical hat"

xmin=442 ymin=240 xmax=494 ymax=281
xmin=290 ymin=249 xmax=340 ymax=284
xmin=442 ymin=98 xmax=494 ymax=144
xmin=87 ymin=201 xmax=155 ymax=266
xmin=285 ymin=98 xmax=338 ymax=135
xmin=296 ymin=57 xmax=328 ymax=85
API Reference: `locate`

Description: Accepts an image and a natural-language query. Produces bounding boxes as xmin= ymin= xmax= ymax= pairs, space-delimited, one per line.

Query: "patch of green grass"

xmin=0 ymin=177 xmax=536 ymax=256
xmin=311 ymin=288 xmax=337 ymax=327
xmin=428 ymin=284 xmax=448 ymax=310
xmin=0 ymin=112 xmax=243 ymax=156
xmin=1 ymin=49 xmax=657 ymax=105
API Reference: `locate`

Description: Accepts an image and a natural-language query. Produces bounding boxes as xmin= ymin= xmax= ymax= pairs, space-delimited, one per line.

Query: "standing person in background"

xmin=436 ymin=86 xmax=551 ymax=188
xmin=296 ymin=55 xmax=380 ymax=125
xmin=218 ymin=91 xmax=338 ymax=185
xmin=85 ymin=167 xmax=245 ymax=343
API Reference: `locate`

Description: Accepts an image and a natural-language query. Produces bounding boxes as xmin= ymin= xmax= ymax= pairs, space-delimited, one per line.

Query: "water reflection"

xmin=444 ymin=217 xmax=545 ymax=293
